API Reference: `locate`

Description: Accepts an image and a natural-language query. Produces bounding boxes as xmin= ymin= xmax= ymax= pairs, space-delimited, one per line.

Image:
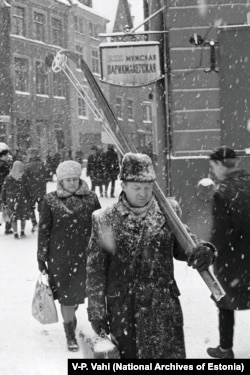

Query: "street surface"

xmin=0 ymin=171 xmax=249 ymax=375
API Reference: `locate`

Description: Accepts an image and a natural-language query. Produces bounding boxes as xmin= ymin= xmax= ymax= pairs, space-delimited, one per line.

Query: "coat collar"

xmin=56 ymin=179 xmax=90 ymax=198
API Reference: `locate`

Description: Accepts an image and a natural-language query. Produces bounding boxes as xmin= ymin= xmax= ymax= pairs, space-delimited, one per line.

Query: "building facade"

xmin=98 ymin=0 xmax=250 ymax=237
xmin=0 ymin=0 xmax=108 ymax=161
xmin=146 ymin=0 xmax=250 ymax=238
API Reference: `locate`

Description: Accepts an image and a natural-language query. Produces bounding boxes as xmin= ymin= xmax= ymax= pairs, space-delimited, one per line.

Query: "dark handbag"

xmin=32 ymin=273 xmax=58 ymax=324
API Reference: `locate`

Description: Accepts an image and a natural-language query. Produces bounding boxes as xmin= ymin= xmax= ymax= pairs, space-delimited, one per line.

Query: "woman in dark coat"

xmin=37 ymin=160 xmax=101 ymax=352
xmin=207 ymin=146 xmax=250 ymax=359
xmin=1 ymin=161 xmax=32 ymax=238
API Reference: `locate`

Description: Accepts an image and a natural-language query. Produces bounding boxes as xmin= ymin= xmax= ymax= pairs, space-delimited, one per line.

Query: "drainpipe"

xmin=160 ymin=0 xmax=172 ymax=195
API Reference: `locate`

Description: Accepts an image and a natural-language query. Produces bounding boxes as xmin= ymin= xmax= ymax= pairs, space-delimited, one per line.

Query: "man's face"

xmin=121 ymin=181 xmax=153 ymax=208
xmin=209 ymin=160 xmax=226 ymax=181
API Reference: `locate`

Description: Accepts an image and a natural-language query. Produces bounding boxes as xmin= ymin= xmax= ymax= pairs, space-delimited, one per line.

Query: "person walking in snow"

xmin=0 ymin=142 xmax=13 ymax=234
xmin=37 ymin=160 xmax=101 ymax=352
xmin=86 ymin=152 xmax=215 ymax=359
xmin=86 ymin=145 xmax=106 ymax=197
xmin=1 ymin=161 xmax=33 ymax=239
xmin=103 ymin=145 xmax=120 ymax=198
xmin=207 ymin=146 xmax=250 ymax=359
xmin=24 ymin=148 xmax=50 ymax=232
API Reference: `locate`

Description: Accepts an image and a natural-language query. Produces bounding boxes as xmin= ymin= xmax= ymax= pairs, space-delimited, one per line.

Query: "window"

xmin=127 ymin=99 xmax=134 ymax=120
xmin=75 ymin=44 xmax=84 ymax=69
xmin=16 ymin=119 xmax=31 ymax=150
xmin=79 ymin=18 xmax=84 ymax=34
xmin=34 ymin=12 xmax=45 ymax=42
xmin=0 ymin=123 xmax=7 ymax=143
xmin=115 ymin=97 xmax=122 ymax=119
xmin=74 ymin=16 xmax=84 ymax=34
xmin=91 ymin=50 xmax=99 ymax=74
xmin=54 ymin=128 xmax=65 ymax=152
xmin=52 ymin=18 xmax=63 ymax=46
xmin=78 ymin=91 xmax=87 ymax=118
xmin=89 ymin=22 xmax=98 ymax=38
xmin=36 ymin=61 xmax=49 ymax=95
xmin=14 ymin=57 xmax=29 ymax=92
xmin=142 ymin=102 xmax=152 ymax=122
xmin=74 ymin=16 xmax=78 ymax=32
xmin=12 ymin=6 xmax=25 ymax=36
xmin=53 ymin=72 xmax=65 ymax=97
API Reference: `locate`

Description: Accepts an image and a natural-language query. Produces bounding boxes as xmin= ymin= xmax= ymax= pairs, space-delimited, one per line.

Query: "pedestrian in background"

xmin=0 ymin=142 xmax=13 ymax=234
xmin=24 ymin=148 xmax=50 ymax=232
xmin=104 ymin=145 xmax=120 ymax=198
xmin=37 ymin=161 xmax=101 ymax=352
xmin=207 ymin=146 xmax=250 ymax=359
xmin=1 ymin=161 xmax=32 ymax=239
xmin=86 ymin=145 xmax=106 ymax=197
xmin=86 ymin=152 xmax=215 ymax=359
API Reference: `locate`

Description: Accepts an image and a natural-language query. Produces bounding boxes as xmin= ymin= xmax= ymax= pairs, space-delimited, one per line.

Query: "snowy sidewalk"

xmin=0 ymin=176 xmax=249 ymax=375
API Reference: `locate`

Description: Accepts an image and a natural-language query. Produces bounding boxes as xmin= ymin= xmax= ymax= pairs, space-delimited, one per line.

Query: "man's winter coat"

xmin=86 ymin=151 xmax=106 ymax=184
xmin=86 ymin=194 xmax=188 ymax=359
xmin=38 ymin=180 xmax=101 ymax=306
xmin=103 ymin=148 xmax=120 ymax=180
xmin=210 ymin=169 xmax=250 ymax=310
xmin=1 ymin=175 xmax=32 ymax=221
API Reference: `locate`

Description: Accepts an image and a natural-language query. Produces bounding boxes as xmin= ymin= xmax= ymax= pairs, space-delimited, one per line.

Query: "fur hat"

xmin=209 ymin=145 xmax=236 ymax=161
xmin=120 ymin=153 xmax=156 ymax=182
xmin=56 ymin=160 xmax=82 ymax=181
xmin=0 ymin=142 xmax=9 ymax=157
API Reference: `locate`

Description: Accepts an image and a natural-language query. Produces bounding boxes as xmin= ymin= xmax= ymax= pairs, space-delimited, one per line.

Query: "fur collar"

xmin=56 ymin=179 xmax=90 ymax=198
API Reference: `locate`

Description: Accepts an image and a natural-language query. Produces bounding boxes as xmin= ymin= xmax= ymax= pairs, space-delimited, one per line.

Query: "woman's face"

xmin=61 ymin=177 xmax=80 ymax=193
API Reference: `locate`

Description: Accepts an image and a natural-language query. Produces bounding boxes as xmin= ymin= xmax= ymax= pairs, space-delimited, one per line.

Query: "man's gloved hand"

xmin=91 ymin=320 xmax=110 ymax=335
xmin=38 ymin=260 xmax=48 ymax=274
xmin=188 ymin=242 xmax=216 ymax=272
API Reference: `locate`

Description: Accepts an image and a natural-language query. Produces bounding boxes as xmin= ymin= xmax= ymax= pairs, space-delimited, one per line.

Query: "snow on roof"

xmin=55 ymin=0 xmax=109 ymax=22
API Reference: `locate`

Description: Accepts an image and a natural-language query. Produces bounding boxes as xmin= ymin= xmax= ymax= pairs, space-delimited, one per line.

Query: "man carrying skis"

xmin=86 ymin=152 xmax=215 ymax=358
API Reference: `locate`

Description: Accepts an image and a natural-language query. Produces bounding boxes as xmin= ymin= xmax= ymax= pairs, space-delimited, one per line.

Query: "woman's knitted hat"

xmin=10 ymin=161 xmax=24 ymax=180
xmin=119 ymin=153 xmax=156 ymax=182
xmin=56 ymin=160 xmax=82 ymax=181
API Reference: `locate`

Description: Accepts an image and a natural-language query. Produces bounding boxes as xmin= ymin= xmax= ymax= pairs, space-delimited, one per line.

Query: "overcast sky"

xmin=92 ymin=0 xmax=144 ymax=31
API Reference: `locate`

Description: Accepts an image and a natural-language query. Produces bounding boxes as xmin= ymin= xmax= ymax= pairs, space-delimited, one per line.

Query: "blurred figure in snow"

xmin=1 ymin=161 xmax=32 ymax=239
xmin=37 ymin=161 xmax=100 ymax=352
xmin=24 ymin=148 xmax=50 ymax=232
xmin=86 ymin=152 xmax=215 ymax=359
xmin=86 ymin=145 xmax=106 ymax=197
xmin=207 ymin=146 xmax=250 ymax=359
xmin=0 ymin=142 xmax=13 ymax=234
xmin=103 ymin=145 xmax=120 ymax=198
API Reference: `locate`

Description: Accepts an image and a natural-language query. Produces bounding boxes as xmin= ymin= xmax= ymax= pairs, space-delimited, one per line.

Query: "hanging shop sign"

xmin=100 ymin=41 xmax=162 ymax=86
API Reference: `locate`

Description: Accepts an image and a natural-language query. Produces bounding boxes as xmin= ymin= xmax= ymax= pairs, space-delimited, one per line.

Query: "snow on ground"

xmin=0 ymin=170 xmax=249 ymax=375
